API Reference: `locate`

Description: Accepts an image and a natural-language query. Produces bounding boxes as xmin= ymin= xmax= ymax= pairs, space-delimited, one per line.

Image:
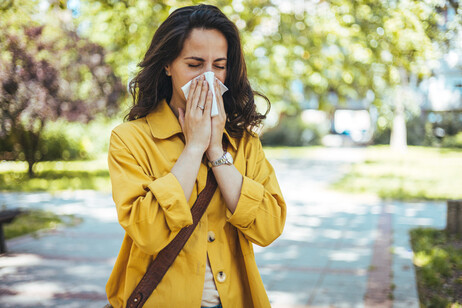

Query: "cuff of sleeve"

xmin=226 ymin=176 xmax=264 ymax=228
xmin=148 ymin=173 xmax=193 ymax=232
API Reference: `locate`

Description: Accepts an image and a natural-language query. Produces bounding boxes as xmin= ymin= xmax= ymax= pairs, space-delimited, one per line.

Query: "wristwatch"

xmin=208 ymin=152 xmax=233 ymax=168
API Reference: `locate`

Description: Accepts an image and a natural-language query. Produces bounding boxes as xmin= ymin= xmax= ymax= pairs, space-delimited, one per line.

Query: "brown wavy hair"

xmin=127 ymin=4 xmax=270 ymax=139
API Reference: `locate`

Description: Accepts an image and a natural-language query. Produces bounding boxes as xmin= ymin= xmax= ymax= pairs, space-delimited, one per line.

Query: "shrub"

xmin=441 ymin=132 xmax=462 ymax=148
xmin=261 ymin=113 xmax=323 ymax=146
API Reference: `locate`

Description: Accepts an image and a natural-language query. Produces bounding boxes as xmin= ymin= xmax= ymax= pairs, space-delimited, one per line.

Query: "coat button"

xmin=208 ymin=231 xmax=215 ymax=242
xmin=216 ymin=271 xmax=226 ymax=283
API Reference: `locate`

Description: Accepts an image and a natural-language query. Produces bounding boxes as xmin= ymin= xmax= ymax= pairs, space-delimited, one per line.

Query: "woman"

xmin=106 ymin=4 xmax=286 ymax=308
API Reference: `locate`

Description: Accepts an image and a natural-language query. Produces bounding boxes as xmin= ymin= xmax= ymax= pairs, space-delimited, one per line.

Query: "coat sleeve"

xmin=225 ymin=136 xmax=286 ymax=247
xmin=108 ymin=130 xmax=193 ymax=255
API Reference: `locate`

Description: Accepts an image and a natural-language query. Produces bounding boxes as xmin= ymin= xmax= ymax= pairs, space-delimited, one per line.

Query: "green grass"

xmin=410 ymin=228 xmax=462 ymax=307
xmin=332 ymin=146 xmax=462 ymax=201
xmin=0 ymin=159 xmax=110 ymax=192
xmin=4 ymin=209 xmax=83 ymax=240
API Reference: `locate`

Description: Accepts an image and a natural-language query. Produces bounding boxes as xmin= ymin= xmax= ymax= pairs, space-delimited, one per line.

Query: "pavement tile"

xmin=267 ymin=270 xmax=320 ymax=293
xmin=255 ymin=244 xmax=332 ymax=269
xmin=318 ymin=273 xmax=368 ymax=298
xmin=393 ymin=300 xmax=419 ymax=308
xmin=311 ymin=288 xmax=365 ymax=308
xmin=327 ymin=247 xmax=372 ymax=270
xmin=267 ymin=290 xmax=311 ymax=308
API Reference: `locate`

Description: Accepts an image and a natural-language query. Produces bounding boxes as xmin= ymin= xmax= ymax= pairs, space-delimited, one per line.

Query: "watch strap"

xmin=208 ymin=151 xmax=231 ymax=168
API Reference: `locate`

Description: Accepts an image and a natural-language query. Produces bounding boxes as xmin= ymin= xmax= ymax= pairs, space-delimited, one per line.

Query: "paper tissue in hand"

xmin=181 ymin=71 xmax=228 ymax=117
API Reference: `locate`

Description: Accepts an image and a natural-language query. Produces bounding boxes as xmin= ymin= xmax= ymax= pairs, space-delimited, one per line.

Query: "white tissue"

xmin=181 ymin=71 xmax=228 ymax=117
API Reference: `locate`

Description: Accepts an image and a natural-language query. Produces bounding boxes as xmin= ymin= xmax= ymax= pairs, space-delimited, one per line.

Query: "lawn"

xmin=332 ymin=146 xmax=462 ymax=201
xmin=4 ymin=209 xmax=83 ymax=240
xmin=410 ymin=228 xmax=462 ymax=307
xmin=0 ymin=159 xmax=110 ymax=192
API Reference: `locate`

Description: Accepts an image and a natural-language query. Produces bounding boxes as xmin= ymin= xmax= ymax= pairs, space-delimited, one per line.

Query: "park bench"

xmin=0 ymin=209 xmax=22 ymax=253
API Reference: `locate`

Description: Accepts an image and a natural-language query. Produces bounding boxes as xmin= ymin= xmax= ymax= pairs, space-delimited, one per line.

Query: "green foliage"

xmin=442 ymin=132 xmax=462 ymax=148
xmin=410 ymin=228 xmax=462 ymax=307
xmin=261 ymin=114 xmax=323 ymax=146
xmin=76 ymin=0 xmax=457 ymax=112
xmin=38 ymin=119 xmax=116 ymax=161
xmin=0 ymin=118 xmax=118 ymax=162
xmin=40 ymin=128 xmax=90 ymax=161
xmin=3 ymin=209 xmax=82 ymax=240
xmin=426 ymin=112 xmax=462 ymax=148
xmin=332 ymin=146 xmax=462 ymax=200
xmin=372 ymin=126 xmax=391 ymax=145
xmin=0 ymin=2 xmax=123 ymax=176
xmin=405 ymin=116 xmax=427 ymax=146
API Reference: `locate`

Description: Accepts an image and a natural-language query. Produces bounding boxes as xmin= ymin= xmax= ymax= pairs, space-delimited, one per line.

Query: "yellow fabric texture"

xmin=106 ymin=100 xmax=286 ymax=307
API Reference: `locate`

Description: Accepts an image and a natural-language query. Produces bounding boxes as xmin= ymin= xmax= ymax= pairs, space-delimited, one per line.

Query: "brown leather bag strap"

xmin=127 ymin=168 xmax=217 ymax=308
xmin=126 ymin=140 xmax=228 ymax=308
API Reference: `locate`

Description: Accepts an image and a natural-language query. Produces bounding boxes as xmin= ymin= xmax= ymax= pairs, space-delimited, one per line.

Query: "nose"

xmin=204 ymin=62 xmax=213 ymax=73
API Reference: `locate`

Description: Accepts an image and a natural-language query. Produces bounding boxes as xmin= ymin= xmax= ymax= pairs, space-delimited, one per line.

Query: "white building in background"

xmin=300 ymin=95 xmax=376 ymax=147
xmin=421 ymin=50 xmax=462 ymax=112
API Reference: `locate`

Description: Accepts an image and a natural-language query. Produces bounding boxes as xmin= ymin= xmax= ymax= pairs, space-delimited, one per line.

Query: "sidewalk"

xmin=0 ymin=148 xmax=447 ymax=307
xmin=259 ymin=149 xmax=446 ymax=307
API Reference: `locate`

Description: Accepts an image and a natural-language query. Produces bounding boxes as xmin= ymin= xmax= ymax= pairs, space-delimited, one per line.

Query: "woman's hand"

xmin=206 ymin=78 xmax=227 ymax=161
xmin=178 ymin=75 xmax=213 ymax=155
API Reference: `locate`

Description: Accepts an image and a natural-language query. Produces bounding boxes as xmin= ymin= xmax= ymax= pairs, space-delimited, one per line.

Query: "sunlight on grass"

xmin=4 ymin=209 xmax=83 ymax=240
xmin=332 ymin=146 xmax=462 ymax=200
xmin=0 ymin=158 xmax=110 ymax=192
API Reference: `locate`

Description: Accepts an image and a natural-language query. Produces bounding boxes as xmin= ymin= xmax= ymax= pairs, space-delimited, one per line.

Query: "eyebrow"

xmin=184 ymin=56 xmax=227 ymax=62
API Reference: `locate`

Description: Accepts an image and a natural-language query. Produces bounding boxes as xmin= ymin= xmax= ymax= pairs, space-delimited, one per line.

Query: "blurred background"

xmin=1 ymin=0 xmax=462 ymax=307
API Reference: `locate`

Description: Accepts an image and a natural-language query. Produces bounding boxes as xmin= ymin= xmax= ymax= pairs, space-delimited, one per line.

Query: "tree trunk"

xmin=390 ymin=98 xmax=407 ymax=151
xmin=14 ymin=120 xmax=43 ymax=178
xmin=27 ymin=160 xmax=35 ymax=177
xmin=447 ymin=200 xmax=462 ymax=235
xmin=390 ymin=68 xmax=409 ymax=152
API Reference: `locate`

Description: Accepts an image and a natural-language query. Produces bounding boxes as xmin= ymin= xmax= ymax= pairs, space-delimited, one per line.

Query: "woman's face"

xmin=166 ymin=28 xmax=228 ymax=108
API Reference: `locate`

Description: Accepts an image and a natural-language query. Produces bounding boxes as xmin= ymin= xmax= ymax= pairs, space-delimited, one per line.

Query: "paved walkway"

xmin=0 ymin=148 xmax=447 ymax=307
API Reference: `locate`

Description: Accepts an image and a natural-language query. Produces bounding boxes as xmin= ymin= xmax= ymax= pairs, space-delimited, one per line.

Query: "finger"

xmin=197 ymin=79 xmax=209 ymax=111
xmin=185 ymin=78 xmax=197 ymax=114
xmin=215 ymin=79 xmax=225 ymax=115
xmin=191 ymin=76 xmax=204 ymax=112
xmin=178 ymin=107 xmax=185 ymax=129
xmin=204 ymin=88 xmax=212 ymax=115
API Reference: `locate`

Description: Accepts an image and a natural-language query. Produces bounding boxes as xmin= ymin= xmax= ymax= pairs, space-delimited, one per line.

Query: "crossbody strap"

xmin=126 ymin=140 xmax=228 ymax=308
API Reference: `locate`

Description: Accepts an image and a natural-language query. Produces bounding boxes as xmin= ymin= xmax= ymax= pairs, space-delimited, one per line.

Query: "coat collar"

xmin=146 ymin=99 xmax=182 ymax=140
xmin=146 ymin=99 xmax=237 ymax=150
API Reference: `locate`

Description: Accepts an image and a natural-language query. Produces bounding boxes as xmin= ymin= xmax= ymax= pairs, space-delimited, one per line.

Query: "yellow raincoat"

xmin=106 ymin=99 xmax=286 ymax=307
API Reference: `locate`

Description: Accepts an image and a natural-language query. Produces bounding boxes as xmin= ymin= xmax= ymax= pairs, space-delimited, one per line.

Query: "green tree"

xmin=0 ymin=3 xmax=124 ymax=176
xmin=76 ymin=0 xmax=460 ymax=146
